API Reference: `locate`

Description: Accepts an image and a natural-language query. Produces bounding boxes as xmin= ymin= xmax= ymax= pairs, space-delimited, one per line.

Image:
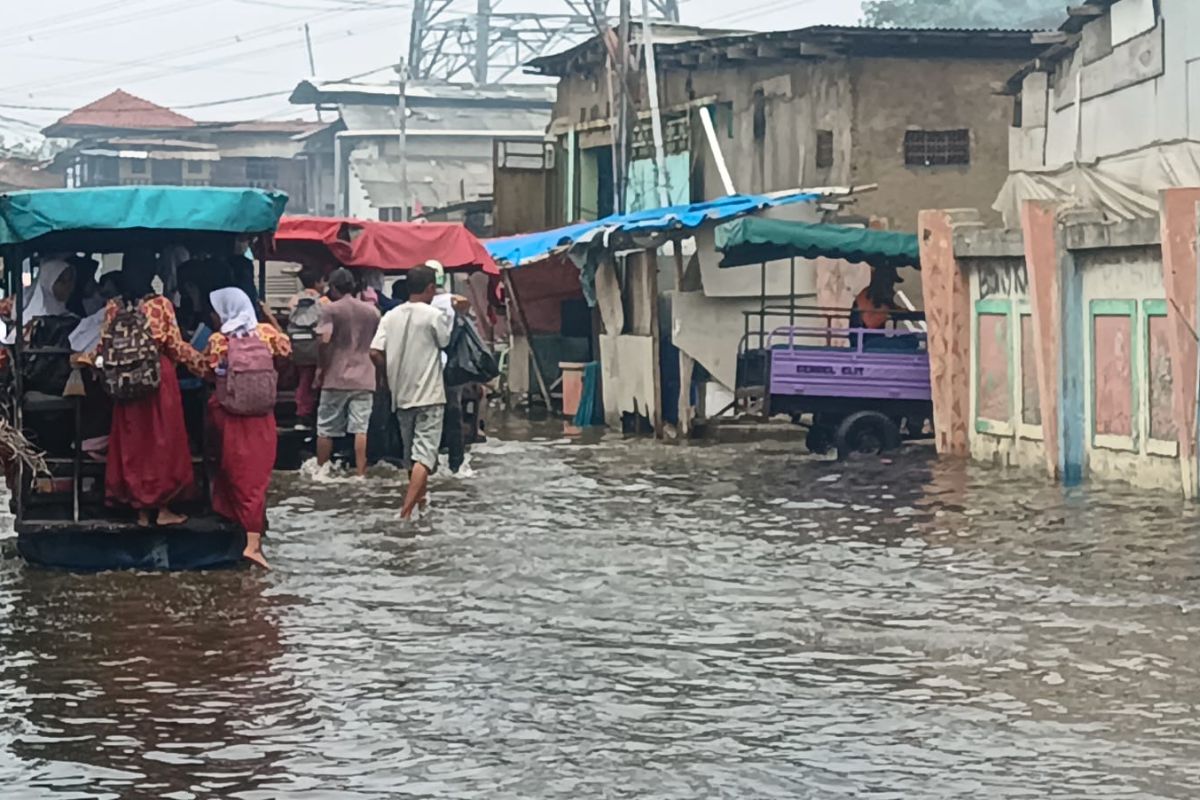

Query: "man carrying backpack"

xmin=315 ymin=268 xmax=380 ymax=478
xmin=286 ymin=266 xmax=328 ymax=427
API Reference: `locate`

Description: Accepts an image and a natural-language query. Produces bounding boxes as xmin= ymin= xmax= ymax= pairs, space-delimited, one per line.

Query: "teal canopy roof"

xmin=0 ymin=186 xmax=289 ymax=246
xmin=716 ymin=217 xmax=921 ymax=270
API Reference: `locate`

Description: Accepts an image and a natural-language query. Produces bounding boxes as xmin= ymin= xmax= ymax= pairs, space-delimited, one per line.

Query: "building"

xmin=288 ymin=79 xmax=554 ymax=232
xmin=494 ymin=24 xmax=1044 ymax=419
xmin=1000 ymin=0 xmax=1198 ymax=225
xmin=919 ymin=0 xmax=1200 ymax=496
xmin=521 ymin=24 xmax=1045 ymax=233
xmin=44 ymin=89 xmax=323 ymax=211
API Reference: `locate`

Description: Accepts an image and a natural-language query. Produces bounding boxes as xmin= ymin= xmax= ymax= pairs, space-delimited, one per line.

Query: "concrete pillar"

xmin=1159 ymin=188 xmax=1200 ymax=499
xmin=918 ymin=209 xmax=975 ymax=457
xmin=1020 ymin=200 xmax=1063 ymax=481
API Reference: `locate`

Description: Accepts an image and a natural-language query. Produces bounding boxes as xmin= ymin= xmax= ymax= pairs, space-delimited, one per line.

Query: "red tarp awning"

xmin=266 ymin=216 xmax=498 ymax=275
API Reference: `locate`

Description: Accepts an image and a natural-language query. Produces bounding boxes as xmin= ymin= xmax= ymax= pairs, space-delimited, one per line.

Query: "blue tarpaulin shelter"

xmin=0 ymin=186 xmax=289 ymax=246
xmin=486 ymin=191 xmax=819 ymax=269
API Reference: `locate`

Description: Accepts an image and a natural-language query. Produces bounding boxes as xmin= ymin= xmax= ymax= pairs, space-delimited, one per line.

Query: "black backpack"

xmin=287 ymin=297 xmax=322 ymax=366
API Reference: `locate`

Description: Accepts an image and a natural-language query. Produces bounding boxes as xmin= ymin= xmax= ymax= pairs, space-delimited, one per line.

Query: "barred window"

xmin=815 ymin=130 xmax=834 ymax=169
xmin=904 ymin=129 xmax=970 ymax=166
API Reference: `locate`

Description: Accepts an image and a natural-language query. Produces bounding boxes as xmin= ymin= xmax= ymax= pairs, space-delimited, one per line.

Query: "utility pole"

xmin=474 ymin=0 xmax=491 ymax=86
xmin=616 ymin=0 xmax=632 ymax=214
xmin=395 ymin=57 xmax=410 ymax=221
xmin=303 ymin=23 xmax=323 ymax=123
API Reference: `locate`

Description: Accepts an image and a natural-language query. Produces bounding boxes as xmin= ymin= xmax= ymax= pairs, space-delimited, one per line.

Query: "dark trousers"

xmin=442 ymin=385 xmax=465 ymax=473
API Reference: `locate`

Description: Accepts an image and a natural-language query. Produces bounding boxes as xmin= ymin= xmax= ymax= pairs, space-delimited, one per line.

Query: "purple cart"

xmin=737 ymin=317 xmax=932 ymax=458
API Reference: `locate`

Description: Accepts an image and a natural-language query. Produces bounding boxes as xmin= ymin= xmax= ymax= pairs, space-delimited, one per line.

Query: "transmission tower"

xmin=408 ymin=0 xmax=680 ymax=85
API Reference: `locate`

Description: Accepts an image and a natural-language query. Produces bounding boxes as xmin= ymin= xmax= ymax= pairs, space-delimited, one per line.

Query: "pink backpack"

xmin=217 ymin=334 xmax=277 ymax=416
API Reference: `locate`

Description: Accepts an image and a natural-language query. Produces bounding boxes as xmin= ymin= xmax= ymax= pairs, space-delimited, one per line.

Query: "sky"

xmin=0 ymin=0 xmax=865 ymax=138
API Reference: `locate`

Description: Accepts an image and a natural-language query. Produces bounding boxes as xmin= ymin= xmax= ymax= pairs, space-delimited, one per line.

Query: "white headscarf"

xmin=24 ymin=259 xmax=72 ymax=320
xmin=68 ymin=307 xmax=106 ymax=353
xmin=210 ymin=287 xmax=257 ymax=337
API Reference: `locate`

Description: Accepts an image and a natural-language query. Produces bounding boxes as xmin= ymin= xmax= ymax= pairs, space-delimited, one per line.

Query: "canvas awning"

xmin=716 ymin=217 xmax=920 ymax=269
xmin=268 ymin=216 xmax=498 ymax=274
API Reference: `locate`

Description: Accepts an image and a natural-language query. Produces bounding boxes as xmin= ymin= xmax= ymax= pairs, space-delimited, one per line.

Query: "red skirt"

xmin=106 ymin=355 xmax=195 ymax=510
xmin=208 ymin=395 xmax=277 ymax=533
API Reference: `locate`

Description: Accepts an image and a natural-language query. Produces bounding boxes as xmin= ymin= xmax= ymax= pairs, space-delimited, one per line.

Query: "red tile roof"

xmin=45 ymin=89 xmax=196 ymax=135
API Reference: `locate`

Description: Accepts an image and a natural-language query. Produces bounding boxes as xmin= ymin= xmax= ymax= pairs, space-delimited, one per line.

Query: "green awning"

xmin=0 ymin=186 xmax=289 ymax=246
xmin=716 ymin=217 xmax=921 ymax=270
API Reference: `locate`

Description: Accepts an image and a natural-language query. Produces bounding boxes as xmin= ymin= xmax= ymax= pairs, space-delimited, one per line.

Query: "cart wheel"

xmin=835 ymin=411 xmax=901 ymax=460
xmin=805 ymin=426 xmax=833 ymax=455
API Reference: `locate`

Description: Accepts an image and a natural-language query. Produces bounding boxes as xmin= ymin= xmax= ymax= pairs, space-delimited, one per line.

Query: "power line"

xmin=0 ymin=0 xmax=199 ymax=48
xmin=0 ymin=3 xmax=396 ymax=96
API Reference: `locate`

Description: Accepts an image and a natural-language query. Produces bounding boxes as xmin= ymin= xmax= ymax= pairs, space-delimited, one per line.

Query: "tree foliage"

xmin=861 ymin=0 xmax=1063 ymax=29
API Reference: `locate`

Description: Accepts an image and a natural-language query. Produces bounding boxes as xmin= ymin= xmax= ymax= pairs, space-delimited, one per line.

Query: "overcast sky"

xmin=0 ymin=0 xmax=865 ymax=134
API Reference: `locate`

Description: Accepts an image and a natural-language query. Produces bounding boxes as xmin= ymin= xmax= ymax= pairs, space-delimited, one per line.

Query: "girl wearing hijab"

xmin=99 ymin=250 xmax=207 ymax=528
xmin=203 ymin=287 xmax=291 ymax=570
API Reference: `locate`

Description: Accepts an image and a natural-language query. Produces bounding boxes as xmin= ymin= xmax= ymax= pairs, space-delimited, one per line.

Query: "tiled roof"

xmin=44 ymin=90 xmax=196 ymax=135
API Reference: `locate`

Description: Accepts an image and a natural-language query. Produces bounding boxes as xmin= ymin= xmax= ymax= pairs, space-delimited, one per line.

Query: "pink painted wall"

xmin=918 ymin=210 xmax=972 ymax=457
xmin=1148 ymin=314 xmax=1178 ymax=442
xmin=1159 ymin=188 xmax=1200 ymax=494
xmin=1092 ymin=315 xmax=1134 ymax=437
xmin=977 ymin=313 xmax=1011 ymax=422
xmin=1020 ymin=313 xmax=1042 ymax=426
xmin=1020 ymin=201 xmax=1063 ymax=479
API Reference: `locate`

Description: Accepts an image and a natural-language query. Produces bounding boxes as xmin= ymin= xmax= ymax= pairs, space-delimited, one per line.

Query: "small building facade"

xmin=921 ymin=0 xmax=1200 ymax=497
xmin=44 ymin=90 xmax=322 ymax=211
xmin=288 ymin=79 xmax=553 ymax=232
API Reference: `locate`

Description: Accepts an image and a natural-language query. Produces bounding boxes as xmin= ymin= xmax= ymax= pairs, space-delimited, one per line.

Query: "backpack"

xmin=444 ymin=317 xmax=500 ymax=388
xmin=100 ymin=302 xmax=161 ymax=402
xmin=24 ymin=313 xmax=79 ymax=396
xmin=217 ymin=334 xmax=277 ymax=416
xmin=287 ymin=297 xmax=322 ymax=366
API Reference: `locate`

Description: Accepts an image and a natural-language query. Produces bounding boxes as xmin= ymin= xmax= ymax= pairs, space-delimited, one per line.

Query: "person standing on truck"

xmin=848 ymin=266 xmax=920 ymax=352
xmin=315 ymin=268 xmax=380 ymax=478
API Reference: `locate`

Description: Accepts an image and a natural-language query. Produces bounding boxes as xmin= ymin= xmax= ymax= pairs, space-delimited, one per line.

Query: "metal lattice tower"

xmin=408 ymin=0 xmax=680 ymax=84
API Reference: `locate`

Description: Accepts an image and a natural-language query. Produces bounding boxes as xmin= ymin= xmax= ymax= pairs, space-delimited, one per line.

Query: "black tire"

xmin=835 ymin=411 xmax=901 ymax=460
xmin=806 ymin=426 xmax=833 ymax=455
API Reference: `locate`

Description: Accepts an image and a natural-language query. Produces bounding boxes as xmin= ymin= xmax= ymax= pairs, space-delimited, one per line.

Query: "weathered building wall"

xmin=927 ymin=200 xmax=1200 ymax=497
xmin=851 ymin=58 xmax=1019 ymax=231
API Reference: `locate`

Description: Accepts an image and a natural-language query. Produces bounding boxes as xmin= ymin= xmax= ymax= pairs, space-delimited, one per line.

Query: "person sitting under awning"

xmin=848 ymin=266 xmax=921 ymax=351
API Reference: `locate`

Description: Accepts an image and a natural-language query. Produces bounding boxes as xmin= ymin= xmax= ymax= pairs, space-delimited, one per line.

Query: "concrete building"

xmin=920 ymin=1 xmax=1200 ymax=497
xmin=1000 ymin=0 xmax=1200 ymax=225
xmin=523 ymin=25 xmax=1044 ymax=234
xmin=44 ymin=90 xmax=322 ymax=211
xmin=288 ymin=79 xmax=553 ymax=233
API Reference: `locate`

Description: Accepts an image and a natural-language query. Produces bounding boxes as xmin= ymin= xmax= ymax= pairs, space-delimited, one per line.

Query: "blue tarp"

xmin=487 ymin=191 xmax=819 ymax=268
xmin=0 ymin=186 xmax=289 ymax=245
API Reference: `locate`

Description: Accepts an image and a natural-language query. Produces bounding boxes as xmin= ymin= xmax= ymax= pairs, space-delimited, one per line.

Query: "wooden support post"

xmin=647 ymin=248 xmax=663 ymax=438
xmin=673 ymin=242 xmax=694 ymax=438
xmin=502 ymin=269 xmax=554 ymax=411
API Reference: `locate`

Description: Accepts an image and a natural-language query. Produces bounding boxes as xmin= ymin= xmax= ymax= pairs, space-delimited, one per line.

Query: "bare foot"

xmin=157 ymin=509 xmax=188 ymax=526
xmin=136 ymin=511 xmax=152 ymax=528
xmin=243 ymin=533 xmax=270 ymax=570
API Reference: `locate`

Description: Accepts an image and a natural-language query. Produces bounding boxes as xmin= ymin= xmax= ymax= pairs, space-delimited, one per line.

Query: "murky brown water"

xmin=2 ymin=417 xmax=1200 ymax=798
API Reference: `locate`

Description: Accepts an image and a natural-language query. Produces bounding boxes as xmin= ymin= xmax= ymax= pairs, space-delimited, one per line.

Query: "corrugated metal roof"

xmin=339 ymin=103 xmax=548 ymax=135
xmin=349 ymin=152 xmax=493 ymax=211
xmin=290 ymin=79 xmax=556 ymax=108
xmin=527 ymin=24 xmax=1047 ymax=77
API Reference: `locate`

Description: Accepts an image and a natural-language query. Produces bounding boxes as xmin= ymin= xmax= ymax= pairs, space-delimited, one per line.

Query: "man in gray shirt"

xmin=370 ymin=265 xmax=467 ymax=518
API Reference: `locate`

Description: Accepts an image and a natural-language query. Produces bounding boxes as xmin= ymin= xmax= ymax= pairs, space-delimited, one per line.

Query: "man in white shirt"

xmin=370 ymin=264 xmax=467 ymax=518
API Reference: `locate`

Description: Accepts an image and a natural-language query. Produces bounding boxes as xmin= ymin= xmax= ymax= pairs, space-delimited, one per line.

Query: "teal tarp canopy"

xmin=716 ymin=217 xmax=920 ymax=270
xmin=0 ymin=186 xmax=289 ymax=246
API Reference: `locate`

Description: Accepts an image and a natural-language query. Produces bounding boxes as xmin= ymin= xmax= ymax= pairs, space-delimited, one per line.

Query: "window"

xmin=128 ymin=159 xmax=147 ymax=174
xmin=752 ymin=89 xmax=767 ymax=142
xmin=187 ymin=160 xmax=204 ymax=174
xmin=379 ymin=207 xmax=406 ymax=222
xmin=244 ymin=158 xmax=279 ymax=185
xmin=904 ymin=129 xmax=970 ymax=167
xmin=815 ymin=130 xmax=834 ymax=169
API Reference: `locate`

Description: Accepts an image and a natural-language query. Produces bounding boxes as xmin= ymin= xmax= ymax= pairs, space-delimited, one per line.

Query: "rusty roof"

xmin=43 ymin=89 xmax=196 ymax=137
xmin=527 ymin=25 xmax=1049 ymax=77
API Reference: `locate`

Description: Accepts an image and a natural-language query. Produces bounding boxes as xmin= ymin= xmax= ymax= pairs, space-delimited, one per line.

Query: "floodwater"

xmin=2 ymin=418 xmax=1200 ymax=799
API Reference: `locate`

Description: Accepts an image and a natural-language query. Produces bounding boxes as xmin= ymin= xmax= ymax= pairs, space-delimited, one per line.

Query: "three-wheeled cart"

xmin=718 ymin=217 xmax=933 ymax=458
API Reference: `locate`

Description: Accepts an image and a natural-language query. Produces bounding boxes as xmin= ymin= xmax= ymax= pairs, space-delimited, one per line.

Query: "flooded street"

xmin=2 ymin=418 xmax=1200 ymax=798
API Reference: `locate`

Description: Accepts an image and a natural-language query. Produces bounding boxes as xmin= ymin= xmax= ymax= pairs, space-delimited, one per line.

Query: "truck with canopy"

xmin=0 ymin=185 xmax=288 ymax=570
xmin=717 ymin=217 xmax=932 ymax=458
